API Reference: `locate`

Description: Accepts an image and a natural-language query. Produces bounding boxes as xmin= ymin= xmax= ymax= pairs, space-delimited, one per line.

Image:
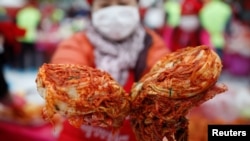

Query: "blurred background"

xmin=0 ymin=0 xmax=249 ymax=141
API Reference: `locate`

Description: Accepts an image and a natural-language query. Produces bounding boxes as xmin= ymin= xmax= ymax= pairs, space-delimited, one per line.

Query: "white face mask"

xmin=179 ymin=15 xmax=200 ymax=32
xmin=92 ymin=6 xmax=140 ymax=41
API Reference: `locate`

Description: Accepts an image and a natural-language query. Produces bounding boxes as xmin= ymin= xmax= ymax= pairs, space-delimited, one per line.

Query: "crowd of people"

xmin=147 ymin=0 xmax=250 ymax=77
xmin=0 ymin=0 xmax=249 ymax=99
xmin=0 ymin=0 xmax=249 ymax=73
xmin=0 ymin=0 xmax=249 ymax=110
xmin=0 ymin=0 xmax=249 ymax=71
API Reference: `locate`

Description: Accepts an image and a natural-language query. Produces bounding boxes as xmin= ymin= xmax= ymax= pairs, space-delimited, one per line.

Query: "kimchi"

xmin=130 ymin=46 xmax=227 ymax=141
xmin=36 ymin=64 xmax=131 ymax=130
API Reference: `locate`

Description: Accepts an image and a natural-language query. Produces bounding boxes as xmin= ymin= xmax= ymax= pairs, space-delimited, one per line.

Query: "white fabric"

xmin=0 ymin=0 xmax=26 ymax=8
xmin=144 ymin=7 xmax=165 ymax=29
xmin=226 ymin=20 xmax=250 ymax=57
xmin=139 ymin=0 xmax=155 ymax=8
xmin=86 ymin=25 xmax=146 ymax=85
xmin=179 ymin=15 xmax=200 ymax=32
xmin=92 ymin=5 xmax=140 ymax=41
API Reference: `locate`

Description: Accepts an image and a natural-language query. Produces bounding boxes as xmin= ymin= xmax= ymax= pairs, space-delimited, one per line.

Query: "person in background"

xmin=222 ymin=0 xmax=250 ymax=76
xmin=16 ymin=0 xmax=41 ymax=70
xmin=199 ymin=0 xmax=232 ymax=59
xmin=169 ymin=0 xmax=203 ymax=52
xmin=0 ymin=7 xmax=25 ymax=69
xmin=51 ymin=0 xmax=170 ymax=141
xmin=0 ymin=6 xmax=25 ymax=103
xmin=143 ymin=5 xmax=166 ymax=35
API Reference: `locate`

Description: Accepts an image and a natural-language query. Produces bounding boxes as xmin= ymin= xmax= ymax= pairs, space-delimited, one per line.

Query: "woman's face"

xmin=92 ymin=0 xmax=137 ymax=12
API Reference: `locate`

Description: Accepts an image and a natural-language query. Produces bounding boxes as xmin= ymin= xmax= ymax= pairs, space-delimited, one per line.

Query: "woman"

xmin=169 ymin=0 xmax=203 ymax=52
xmin=51 ymin=0 xmax=170 ymax=141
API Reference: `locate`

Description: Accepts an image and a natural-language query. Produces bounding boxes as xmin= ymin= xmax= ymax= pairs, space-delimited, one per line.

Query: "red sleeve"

xmin=51 ymin=33 xmax=95 ymax=66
